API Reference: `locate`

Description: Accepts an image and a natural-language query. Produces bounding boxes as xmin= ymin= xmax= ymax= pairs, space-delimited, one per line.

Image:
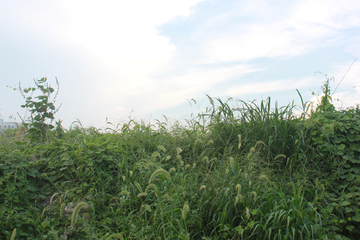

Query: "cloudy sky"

xmin=0 ymin=0 xmax=359 ymax=129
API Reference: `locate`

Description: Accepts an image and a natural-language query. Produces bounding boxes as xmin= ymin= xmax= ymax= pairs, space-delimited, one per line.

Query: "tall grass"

xmin=193 ymin=96 xmax=311 ymax=171
xmin=0 ymin=94 xmax=352 ymax=239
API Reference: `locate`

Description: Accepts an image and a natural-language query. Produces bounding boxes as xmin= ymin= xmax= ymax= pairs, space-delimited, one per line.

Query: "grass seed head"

xmin=157 ymin=145 xmax=166 ymax=152
xmin=274 ymin=154 xmax=286 ymax=160
xmin=162 ymin=194 xmax=171 ymax=200
xmin=229 ymin=157 xmax=235 ymax=168
xmin=246 ymin=207 xmax=250 ymax=220
xmin=176 ymin=147 xmax=183 ymax=155
xmin=248 ymin=147 xmax=256 ymax=158
xmin=251 ymin=191 xmax=257 ymax=200
xmin=105 ymin=233 xmax=124 ymax=240
xmin=182 ymin=204 xmax=190 ymax=221
xmin=149 ymin=168 xmax=170 ymax=184
xmin=137 ymin=192 xmax=148 ymax=198
xmin=41 ymin=207 xmax=47 ymax=220
xmin=10 ymin=228 xmax=16 ymax=240
xmin=71 ymin=202 xmax=91 ymax=229
xmin=254 ymin=141 xmax=265 ymax=148
xmin=49 ymin=192 xmax=59 ymax=206
xmin=234 ymin=196 xmax=239 ymax=206
xmin=142 ymin=204 xmax=152 ymax=213
xmin=259 ymin=174 xmax=268 ymax=180
xmin=60 ymin=203 xmax=65 ymax=217
xmin=236 ymin=184 xmax=241 ymax=195
xmin=134 ymin=182 xmax=143 ymax=192
xmin=120 ymin=191 xmax=130 ymax=196
xmin=145 ymin=184 xmax=159 ymax=193
xmin=151 ymin=151 xmax=161 ymax=160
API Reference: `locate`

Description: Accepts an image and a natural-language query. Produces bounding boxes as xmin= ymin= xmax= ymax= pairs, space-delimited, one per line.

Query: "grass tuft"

xmin=2 ymin=81 xmax=358 ymax=239
xmin=149 ymin=168 xmax=170 ymax=183
xmin=70 ymin=202 xmax=91 ymax=229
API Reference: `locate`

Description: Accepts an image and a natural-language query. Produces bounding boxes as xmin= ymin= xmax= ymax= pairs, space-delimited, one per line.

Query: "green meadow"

xmin=1 ymin=77 xmax=360 ymax=239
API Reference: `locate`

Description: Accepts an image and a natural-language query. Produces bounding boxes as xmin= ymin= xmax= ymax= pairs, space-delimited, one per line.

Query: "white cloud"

xmin=2 ymin=0 xmax=205 ymax=66
xmin=225 ymin=76 xmax=318 ymax=96
xmin=307 ymin=60 xmax=360 ymax=110
xmin=328 ymin=60 xmax=360 ymax=108
xmin=291 ymin=0 xmax=360 ymax=29
xmin=200 ymin=0 xmax=360 ymax=63
xmin=144 ymin=64 xmax=259 ymax=109
xmin=202 ymin=24 xmax=315 ymax=62
xmin=330 ymin=61 xmax=360 ymax=89
xmin=308 ymin=91 xmax=360 ymax=112
xmin=0 ymin=0 xmax=206 ymax=127
xmin=101 ymin=64 xmax=259 ymax=117
xmin=75 ymin=1 xmax=202 ymax=59
xmin=1 ymin=0 xmax=359 ymax=128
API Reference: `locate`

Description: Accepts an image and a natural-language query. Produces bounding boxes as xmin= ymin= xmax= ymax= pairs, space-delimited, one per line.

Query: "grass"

xmin=0 ymin=93 xmax=359 ymax=239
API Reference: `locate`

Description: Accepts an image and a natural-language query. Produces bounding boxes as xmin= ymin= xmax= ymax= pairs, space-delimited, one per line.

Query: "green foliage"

xmin=1 ymin=75 xmax=359 ymax=239
xmin=197 ymin=95 xmax=307 ymax=174
xmin=18 ymin=77 xmax=62 ymax=143
xmin=0 ymin=120 xmax=326 ymax=239
xmin=312 ymin=72 xmax=336 ymax=112
xmin=301 ymin=74 xmax=360 ymax=238
xmin=304 ymin=106 xmax=360 ymax=237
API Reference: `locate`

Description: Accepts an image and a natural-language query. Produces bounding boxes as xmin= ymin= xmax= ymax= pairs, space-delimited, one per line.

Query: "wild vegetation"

xmin=1 ymin=76 xmax=360 ymax=239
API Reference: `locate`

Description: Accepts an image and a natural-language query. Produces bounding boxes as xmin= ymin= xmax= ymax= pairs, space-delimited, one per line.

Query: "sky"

xmin=0 ymin=0 xmax=359 ymax=129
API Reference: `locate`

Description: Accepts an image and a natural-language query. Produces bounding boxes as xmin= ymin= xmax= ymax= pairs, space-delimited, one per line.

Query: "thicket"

xmin=1 ymin=76 xmax=360 ymax=239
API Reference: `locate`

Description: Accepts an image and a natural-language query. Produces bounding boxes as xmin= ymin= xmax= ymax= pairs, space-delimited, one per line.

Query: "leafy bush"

xmin=18 ymin=77 xmax=62 ymax=143
xmin=304 ymin=106 xmax=360 ymax=237
xmin=1 ymin=76 xmax=359 ymax=239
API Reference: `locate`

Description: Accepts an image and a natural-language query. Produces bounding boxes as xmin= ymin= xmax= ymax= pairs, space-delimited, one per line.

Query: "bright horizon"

xmin=1 ymin=0 xmax=359 ymax=129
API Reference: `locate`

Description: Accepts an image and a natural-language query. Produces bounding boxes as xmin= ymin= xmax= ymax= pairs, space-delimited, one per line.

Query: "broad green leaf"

xmin=346 ymin=174 xmax=355 ymax=181
xmin=345 ymin=207 xmax=353 ymax=213
xmin=347 ymin=134 xmax=360 ymax=142
xmin=346 ymin=225 xmax=355 ymax=231
xmin=341 ymin=201 xmax=351 ymax=206
xmin=326 ymin=206 xmax=334 ymax=213
xmin=338 ymin=144 xmax=346 ymax=150
xmin=41 ymin=220 xmax=50 ymax=229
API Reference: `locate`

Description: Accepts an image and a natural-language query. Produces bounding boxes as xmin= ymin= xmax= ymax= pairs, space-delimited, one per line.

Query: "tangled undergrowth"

xmin=1 ymin=77 xmax=360 ymax=239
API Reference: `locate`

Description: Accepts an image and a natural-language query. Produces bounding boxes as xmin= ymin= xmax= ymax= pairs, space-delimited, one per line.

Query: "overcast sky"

xmin=1 ymin=0 xmax=359 ymax=129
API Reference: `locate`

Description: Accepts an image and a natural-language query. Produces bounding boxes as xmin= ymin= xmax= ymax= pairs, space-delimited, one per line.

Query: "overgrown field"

xmin=1 ymin=79 xmax=360 ymax=239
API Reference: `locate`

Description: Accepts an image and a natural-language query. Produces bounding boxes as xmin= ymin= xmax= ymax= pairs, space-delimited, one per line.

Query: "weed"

xmin=1 ymin=77 xmax=358 ymax=239
xmin=16 ymin=77 xmax=62 ymax=143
